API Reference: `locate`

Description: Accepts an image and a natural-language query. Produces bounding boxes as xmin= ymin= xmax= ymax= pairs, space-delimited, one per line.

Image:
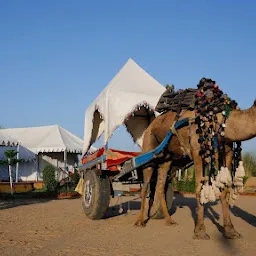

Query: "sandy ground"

xmin=0 ymin=194 xmax=256 ymax=256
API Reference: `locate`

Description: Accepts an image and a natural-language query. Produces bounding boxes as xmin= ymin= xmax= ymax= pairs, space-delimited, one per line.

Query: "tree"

xmin=0 ymin=150 xmax=24 ymax=194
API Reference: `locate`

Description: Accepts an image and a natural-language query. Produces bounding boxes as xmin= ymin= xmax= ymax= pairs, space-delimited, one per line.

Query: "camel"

xmin=134 ymin=95 xmax=256 ymax=240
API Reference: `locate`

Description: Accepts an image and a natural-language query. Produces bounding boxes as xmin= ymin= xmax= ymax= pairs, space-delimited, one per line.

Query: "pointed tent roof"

xmin=83 ymin=58 xmax=165 ymax=155
xmin=0 ymin=125 xmax=90 ymax=154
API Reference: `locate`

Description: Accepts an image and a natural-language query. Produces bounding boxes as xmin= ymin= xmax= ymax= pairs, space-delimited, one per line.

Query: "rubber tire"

xmin=82 ymin=170 xmax=110 ymax=220
xmin=149 ymin=182 xmax=174 ymax=219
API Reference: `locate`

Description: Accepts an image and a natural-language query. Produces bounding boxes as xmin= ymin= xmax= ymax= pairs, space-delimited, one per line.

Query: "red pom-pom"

xmin=197 ymin=92 xmax=203 ymax=97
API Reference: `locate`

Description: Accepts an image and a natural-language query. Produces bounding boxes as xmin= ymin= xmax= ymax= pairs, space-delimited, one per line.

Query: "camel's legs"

xmin=192 ymin=150 xmax=210 ymax=240
xmin=148 ymin=179 xmax=156 ymax=217
xmin=220 ymin=190 xmax=241 ymax=239
xmin=156 ymin=160 xmax=176 ymax=225
xmin=134 ymin=167 xmax=153 ymax=227
xmin=134 ymin=129 xmax=158 ymax=227
xmin=220 ymin=149 xmax=242 ymax=239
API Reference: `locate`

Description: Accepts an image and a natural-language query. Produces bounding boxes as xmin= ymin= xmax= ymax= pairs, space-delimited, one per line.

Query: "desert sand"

xmin=0 ymin=194 xmax=255 ymax=256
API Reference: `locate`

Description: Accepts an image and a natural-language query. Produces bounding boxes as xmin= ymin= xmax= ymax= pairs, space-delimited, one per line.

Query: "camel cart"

xmin=78 ymin=117 xmax=191 ymax=219
xmin=76 ymin=59 xmax=194 ymax=219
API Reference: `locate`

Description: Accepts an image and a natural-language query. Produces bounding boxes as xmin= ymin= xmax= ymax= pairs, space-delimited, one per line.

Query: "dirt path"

xmin=0 ymin=194 xmax=255 ymax=256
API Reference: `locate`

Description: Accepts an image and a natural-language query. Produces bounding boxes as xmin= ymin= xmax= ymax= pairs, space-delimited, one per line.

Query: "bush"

xmin=243 ymin=153 xmax=256 ymax=177
xmin=56 ymin=169 xmax=81 ymax=194
xmin=243 ymin=176 xmax=249 ymax=185
xmin=173 ymin=169 xmax=196 ymax=193
xmin=72 ymin=169 xmax=80 ymax=185
xmin=42 ymin=165 xmax=58 ymax=192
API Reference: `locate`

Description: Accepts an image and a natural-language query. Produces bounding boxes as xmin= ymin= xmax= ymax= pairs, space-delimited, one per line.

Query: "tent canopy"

xmin=0 ymin=132 xmax=19 ymax=146
xmin=83 ymin=58 xmax=165 ymax=155
xmin=0 ymin=124 xmax=94 ymax=154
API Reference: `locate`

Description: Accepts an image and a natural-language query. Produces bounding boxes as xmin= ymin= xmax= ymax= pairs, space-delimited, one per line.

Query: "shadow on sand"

xmin=0 ymin=192 xmax=61 ymax=210
xmin=0 ymin=198 xmax=54 ymax=210
xmin=104 ymin=192 xmax=256 ymax=232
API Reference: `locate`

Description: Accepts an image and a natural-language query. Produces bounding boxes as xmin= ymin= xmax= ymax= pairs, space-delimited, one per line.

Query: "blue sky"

xmin=0 ymin=0 xmax=255 ymax=153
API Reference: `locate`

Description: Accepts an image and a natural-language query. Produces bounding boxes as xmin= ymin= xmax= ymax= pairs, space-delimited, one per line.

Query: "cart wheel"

xmin=149 ymin=182 xmax=174 ymax=219
xmin=82 ymin=169 xmax=110 ymax=220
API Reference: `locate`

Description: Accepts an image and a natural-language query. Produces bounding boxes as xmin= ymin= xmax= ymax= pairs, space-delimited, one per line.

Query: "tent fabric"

xmin=0 ymin=132 xmax=18 ymax=146
xmin=0 ymin=145 xmax=35 ymax=162
xmin=82 ymin=58 xmax=165 ymax=155
xmin=0 ymin=161 xmax=37 ymax=182
xmin=0 ymin=125 xmax=92 ymax=154
xmin=0 ymin=125 xmax=97 ymax=182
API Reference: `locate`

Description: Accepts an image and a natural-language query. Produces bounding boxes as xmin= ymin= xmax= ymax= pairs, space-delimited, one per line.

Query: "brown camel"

xmin=134 ymin=100 xmax=256 ymax=240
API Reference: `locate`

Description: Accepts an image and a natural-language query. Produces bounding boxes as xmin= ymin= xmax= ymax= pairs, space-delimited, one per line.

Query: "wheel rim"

xmin=84 ymin=180 xmax=92 ymax=208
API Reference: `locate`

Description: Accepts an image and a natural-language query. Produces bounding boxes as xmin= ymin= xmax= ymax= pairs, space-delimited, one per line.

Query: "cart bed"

xmin=82 ymin=148 xmax=140 ymax=171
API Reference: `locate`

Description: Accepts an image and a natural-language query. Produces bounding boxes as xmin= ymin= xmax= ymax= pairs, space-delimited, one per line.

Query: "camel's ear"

xmin=254 ymin=100 xmax=256 ymax=106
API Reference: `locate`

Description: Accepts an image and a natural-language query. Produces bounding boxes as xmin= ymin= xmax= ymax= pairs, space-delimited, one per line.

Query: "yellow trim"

xmin=0 ymin=182 xmax=34 ymax=193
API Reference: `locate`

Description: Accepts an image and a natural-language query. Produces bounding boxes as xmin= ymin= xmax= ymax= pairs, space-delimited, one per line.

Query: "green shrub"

xmin=72 ymin=169 xmax=80 ymax=185
xmin=243 ymin=153 xmax=256 ymax=177
xmin=58 ymin=184 xmax=72 ymax=193
xmin=173 ymin=170 xmax=196 ymax=193
xmin=243 ymin=176 xmax=249 ymax=185
xmin=42 ymin=165 xmax=58 ymax=192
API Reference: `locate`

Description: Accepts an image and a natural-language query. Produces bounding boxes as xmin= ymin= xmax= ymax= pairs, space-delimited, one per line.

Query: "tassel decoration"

xmin=235 ymin=161 xmax=245 ymax=178
xmin=232 ymin=161 xmax=245 ymax=195
xmin=225 ymin=167 xmax=232 ymax=186
xmin=233 ymin=176 xmax=243 ymax=187
xmin=208 ymin=185 xmax=216 ymax=202
xmin=227 ymin=188 xmax=240 ymax=207
xmin=215 ymin=172 xmax=225 ymax=188
xmin=236 ymin=186 xmax=244 ymax=193
xmin=200 ymin=181 xmax=220 ymax=204
xmin=219 ymin=166 xmax=227 ymax=184
xmin=204 ymin=183 xmax=210 ymax=199
xmin=211 ymin=179 xmax=221 ymax=198
xmin=200 ymin=185 xmax=207 ymax=204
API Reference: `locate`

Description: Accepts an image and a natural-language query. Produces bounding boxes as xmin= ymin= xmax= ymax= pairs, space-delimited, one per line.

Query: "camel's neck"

xmin=224 ymin=105 xmax=256 ymax=142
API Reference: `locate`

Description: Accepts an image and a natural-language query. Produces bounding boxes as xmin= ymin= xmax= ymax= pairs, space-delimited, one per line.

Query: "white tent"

xmin=83 ymin=58 xmax=165 ymax=155
xmin=0 ymin=124 xmax=84 ymax=154
xmin=0 ymin=132 xmax=18 ymax=146
xmin=0 ymin=131 xmax=36 ymax=184
xmin=0 ymin=125 xmax=96 ymax=182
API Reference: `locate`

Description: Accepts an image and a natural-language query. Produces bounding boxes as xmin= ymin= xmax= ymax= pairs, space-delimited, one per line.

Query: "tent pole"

xmin=15 ymin=144 xmax=20 ymax=182
xmin=64 ymin=149 xmax=67 ymax=172
xmin=36 ymin=154 xmax=39 ymax=182
xmin=8 ymin=159 xmax=14 ymax=195
xmin=35 ymin=156 xmax=39 ymax=182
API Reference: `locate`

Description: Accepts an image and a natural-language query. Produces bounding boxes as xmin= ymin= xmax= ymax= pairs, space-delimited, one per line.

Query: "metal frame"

xmin=79 ymin=155 xmax=106 ymax=172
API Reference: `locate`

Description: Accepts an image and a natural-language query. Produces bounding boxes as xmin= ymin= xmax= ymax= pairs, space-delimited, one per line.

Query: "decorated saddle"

xmin=155 ymin=78 xmax=238 ymax=115
xmin=156 ymin=78 xmax=245 ymax=207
